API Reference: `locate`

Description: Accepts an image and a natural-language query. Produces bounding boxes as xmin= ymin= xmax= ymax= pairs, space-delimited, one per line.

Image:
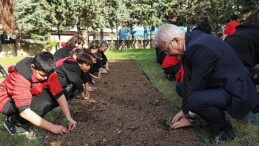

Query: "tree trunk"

xmin=14 ymin=34 xmax=21 ymax=57
xmin=116 ymin=24 xmax=119 ymax=50
xmin=77 ymin=24 xmax=81 ymax=35
xmin=82 ymin=29 xmax=88 ymax=48
xmin=57 ymin=25 xmax=61 ymax=49
xmin=100 ymin=29 xmax=104 ymax=41
xmin=58 ymin=31 xmax=61 ymax=49
xmin=87 ymin=28 xmax=90 ymax=47
xmin=144 ymin=27 xmax=146 ymax=49
xmin=150 ymin=27 xmax=153 ymax=48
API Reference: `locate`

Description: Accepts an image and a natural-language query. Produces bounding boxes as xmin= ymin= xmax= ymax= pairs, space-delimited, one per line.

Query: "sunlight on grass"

xmin=0 ymin=56 xmax=24 ymax=82
xmin=0 ymin=56 xmax=24 ymax=68
xmin=0 ymin=115 xmax=40 ymax=146
xmin=107 ymin=49 xmax=182 ymax=106
xmin=0 ymin=49 xmax=259 ymax=145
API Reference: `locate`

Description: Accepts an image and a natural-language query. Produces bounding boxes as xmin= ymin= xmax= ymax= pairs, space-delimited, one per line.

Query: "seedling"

xmin=164 ymin=116 xmax=172 ymax=126
xmin=61 ymin=118 xmax=70 ymax=129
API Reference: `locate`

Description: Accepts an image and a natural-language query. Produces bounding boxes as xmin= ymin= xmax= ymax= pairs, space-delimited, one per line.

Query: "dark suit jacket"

xmin=185 ymin=30 xmax=259 ymax=119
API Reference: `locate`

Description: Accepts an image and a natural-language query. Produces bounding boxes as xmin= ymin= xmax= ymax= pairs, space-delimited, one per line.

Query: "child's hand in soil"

xmin=88 ymin=86 xmax=96 ymax=92
xmin=66 ymin=117 xmax=77 ymax=132
xmin=101 ymin=68 xmax=107 ymax=74
xmin=51 ymin=124 xmax=69 ymax=134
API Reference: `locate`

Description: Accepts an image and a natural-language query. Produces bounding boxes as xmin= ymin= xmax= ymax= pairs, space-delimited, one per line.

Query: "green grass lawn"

xmin=0 ymin=49 xmax=259 ymax=146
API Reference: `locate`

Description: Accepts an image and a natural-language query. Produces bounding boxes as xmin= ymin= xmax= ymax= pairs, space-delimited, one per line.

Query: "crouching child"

xmin=56 ymin=50 xmax=93 ymax=100
xmin=0 ymin=52 xmax=77 ymax=135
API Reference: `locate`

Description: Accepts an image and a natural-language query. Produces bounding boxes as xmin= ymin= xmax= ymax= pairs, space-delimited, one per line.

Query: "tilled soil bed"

xmin=44 ymin=60 xmax=204 ymax=146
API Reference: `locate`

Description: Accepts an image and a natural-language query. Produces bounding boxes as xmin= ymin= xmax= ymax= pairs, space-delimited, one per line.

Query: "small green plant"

xmin=61 ymin=118 xmax=70 ymax=129
xmin=73 ymin=107 xmax=78 ymax=114
xmin=164 ymin=116 xmax=172 ymax=126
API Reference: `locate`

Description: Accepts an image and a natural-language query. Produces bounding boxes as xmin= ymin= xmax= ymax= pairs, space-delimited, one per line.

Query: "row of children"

xmin=54 ymin=35 xmax=109 ymax=100
xmin=0 ymin=34 xmax=109 ymax=136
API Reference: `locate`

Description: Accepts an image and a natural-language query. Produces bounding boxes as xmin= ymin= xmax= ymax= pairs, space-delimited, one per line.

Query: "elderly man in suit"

xmin=154 ymin=24 xmax=259 ymax=142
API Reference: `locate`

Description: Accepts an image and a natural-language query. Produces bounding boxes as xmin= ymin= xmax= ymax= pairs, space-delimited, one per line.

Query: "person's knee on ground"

xmin=188 ymin=97 xmax=228 ymax=132
xmin=188 ymin=95 xmax=235 ymax=142
xmin=2 ymin=100 xmax=31 ymax=125
xmin=188 ymin=90 xmax=233 ymax=134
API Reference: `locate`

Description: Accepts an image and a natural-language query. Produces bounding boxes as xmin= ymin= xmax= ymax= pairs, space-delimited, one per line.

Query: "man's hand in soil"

xmin=67 ymin=117 xmax=77 ymax=132
xmin=171 ymin=110 xmax=192 ymax=129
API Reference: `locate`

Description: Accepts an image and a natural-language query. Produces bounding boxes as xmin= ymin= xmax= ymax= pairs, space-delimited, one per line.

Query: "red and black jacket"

xmin=0 ymin=57 xmax=63 ymax=113
xmin=56 ymin=57 xmax=86 ymax=94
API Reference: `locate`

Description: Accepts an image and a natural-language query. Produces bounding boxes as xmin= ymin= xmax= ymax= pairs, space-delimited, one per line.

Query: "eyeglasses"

xmin=76 ymin=42 xmax=83 ymax=45
xmin=164 ymin=40 xmax=173 ymax=53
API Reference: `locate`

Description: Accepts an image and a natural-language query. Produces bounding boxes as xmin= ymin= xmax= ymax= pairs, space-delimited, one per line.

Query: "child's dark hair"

xmin=88 ymin=45 xmax=102 ymax=58
xmin=74 ymin=48 xmax=84 ymax=56
xmin=90 ymin=52 xmax=101 ymax=60
xmin=217 ymin=32 xmax=223 ymax=38
xmin=69 ymin=48 xmax=84 ymax=57
xmin=66 ymin=34 xmax=84 ymax=49
xmin=31 ymin=52 xmax=55 ymax=74
xmin=76 ymin=53 xmax=93 ymax=66
xmin=230 ymin=14 xmax=238 ymax=21
xmin=88 ymin=44 xmax=99 ymax=51
xmin=167 ymin=11 xmax=177 ymax=20
xmin=100 ymin=40 xmax=109 ymax=47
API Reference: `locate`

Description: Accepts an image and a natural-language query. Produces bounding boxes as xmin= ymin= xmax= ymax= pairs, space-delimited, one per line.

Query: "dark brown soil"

xmin=44 ymin=60 xmax=204 ymax=146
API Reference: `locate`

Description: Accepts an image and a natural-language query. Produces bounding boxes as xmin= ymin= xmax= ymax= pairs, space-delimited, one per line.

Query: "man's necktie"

xmin=182 ymin=57 xmax=191 ymax=114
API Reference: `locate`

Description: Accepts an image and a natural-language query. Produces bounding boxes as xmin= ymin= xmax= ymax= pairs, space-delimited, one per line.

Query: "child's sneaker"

xmin=3 ymin=118 xmax=30 ymax=135
xmin=165 ymin=74 xmax=174 ymax=81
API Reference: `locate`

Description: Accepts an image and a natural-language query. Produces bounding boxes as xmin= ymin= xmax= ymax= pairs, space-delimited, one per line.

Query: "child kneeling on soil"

xmin=162 ymin=55 xmax=181 ymax=81
xmin=56 ymin=49 xmax=93 ymax=100
xmin=0 ymin=52 xmax=77 ymax=135
xmin=98 ymin=40 xmax=109 ymax=72
xmin=84 ymin=45 xmax=104 ymax=79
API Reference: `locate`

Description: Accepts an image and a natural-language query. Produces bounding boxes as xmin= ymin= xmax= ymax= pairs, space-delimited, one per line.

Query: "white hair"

xmin=154 ymin=24 xmax=185 ymax=47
